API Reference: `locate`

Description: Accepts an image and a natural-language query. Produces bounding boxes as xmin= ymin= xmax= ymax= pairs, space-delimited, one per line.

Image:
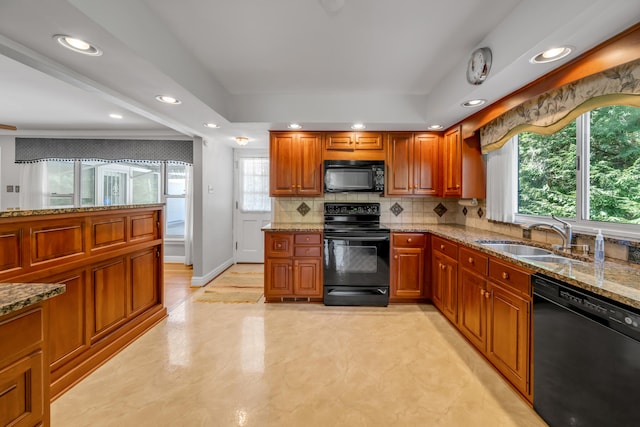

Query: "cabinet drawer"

xmin=488 ymin=259 xmax=531 ymax=295
xmin=432 ymin=236 xmax=458 ymax=260
xmin=294 ymin=246 xmax=321 ymax=257
xmin=460 ymin=247 xmax=488 ymax=276
xmin=294 ymin=233 xmax=322 ymax=245
xmin=266 ymin=233 xmax=294 ymax=257
xmin=0 ymin=308 xmax=43 ymax=364
xmin=392 ymin=233 xmax=426 ymax=247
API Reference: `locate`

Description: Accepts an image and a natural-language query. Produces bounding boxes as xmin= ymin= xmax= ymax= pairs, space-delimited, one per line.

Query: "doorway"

xmin=233 ymin=149 xmax=271 ymax=263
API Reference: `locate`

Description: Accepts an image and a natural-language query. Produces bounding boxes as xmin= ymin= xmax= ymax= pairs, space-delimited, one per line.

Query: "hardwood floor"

xmin=163 ymin=263 xmax=196 ymax=311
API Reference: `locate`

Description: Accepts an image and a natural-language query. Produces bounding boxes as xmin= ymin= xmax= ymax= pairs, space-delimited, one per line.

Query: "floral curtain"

xmin=480 ymin=58 xmax=640 ymax=153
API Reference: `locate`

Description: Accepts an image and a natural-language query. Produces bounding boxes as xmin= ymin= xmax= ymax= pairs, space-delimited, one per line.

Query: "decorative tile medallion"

xmin=477 ymin=208 xmax=484 ymax=218
xmin=462 ymin=207 xmax=468 ymax=216
xmin=390 ymin=203 xmax=404 ymax=217
xmin=433 ymin=203 xmax=448 ymax=217
xmin=297 ymin=202 xmax=310 ymax=216
xmin=629 ymin=246 xmax=640 ymax=265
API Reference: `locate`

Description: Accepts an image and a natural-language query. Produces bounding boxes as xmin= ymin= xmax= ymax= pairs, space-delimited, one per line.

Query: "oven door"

xmin=323 ymin=232 xmax=390 ymax=287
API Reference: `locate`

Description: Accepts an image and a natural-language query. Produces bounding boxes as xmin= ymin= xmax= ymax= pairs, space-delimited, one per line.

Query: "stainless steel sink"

xmin=480 ymin=243 xmax=553 ymax=256
xmin=517 ymin=254 xmax=574 ymax=264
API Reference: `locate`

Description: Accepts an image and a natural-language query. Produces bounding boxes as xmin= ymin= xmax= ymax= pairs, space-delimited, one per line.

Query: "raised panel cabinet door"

xmin=48 ymin=272 xmax=89 ymax=370
xmin=265 ymin=258 xmax=293 ymax=297
xmin=443 ymin=127 xmax=462 ymax=197
xmin=269 ymin=133 xmax=297 ymax=196
xmin=0 ymin=351 xmax=44 ymax=427
xmin=30 ymin=221 xmax=84 ymax=264
xmin=413 ymin=133 xmax=440 ymax=196
xmin=391 ymin=247 xmax=424 ymax=298
xmin=265 ymin=233 xmax=294 ymax=258
xmin=0 ymin=227 xmax=22 ymax=275
xmin=386 ymin=132 xmax=413 ymax=195
xmin=325 ymin=132 xmax=355 ymax=151
xmin=91 ymin=258 xmax=127 ymax=341
xmin=432 ymin=252 xmax=457 ymax=323
xmin=355 ymin=132 xmax=384 ymax=150
xmin=297 ymin=133 xmax=323 ymax=196
xmin=431 ymin=252 xmax=446 ymax=308
xmin=129 ymin=248 xmax=159 ymax=317
xmin=293 ymin=258 xmax=322 ymax=297
xmin=486 ymin=282 xmax=530 ymax=396
xmin=458 ymin=269 xmax=487 ymax=351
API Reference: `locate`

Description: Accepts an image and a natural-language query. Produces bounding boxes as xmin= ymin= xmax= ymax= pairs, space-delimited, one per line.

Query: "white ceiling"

xmin=0 ymin=0 xmax=638 ymax=149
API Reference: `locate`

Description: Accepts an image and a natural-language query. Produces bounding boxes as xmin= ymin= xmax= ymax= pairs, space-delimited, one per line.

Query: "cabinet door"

xmin=432 ymin=252 xmax=457 ymax=323
xmin=0 ymin=351 xmax=44 ymax=427
xmin=391 ymin=247 xmax=425 ymax=298
xmin=129 ymin=247 xmax=159 ymax=317
xmin=442 ymin=127 xmax=462 ymax=197
xmin=325 ymin=132 xmax=355 ymax=151
xmin=91 ymin=258 xmax=127 ymax=342
xmin=486 ymin=282 xmax=530 ymax=396
xmin=458 ymin=269 xmax=487 ymax=351
xmin=386 ymin=132 xmax=413 ymax=195
xmin=265 ymin=258 xmax=293 ymax=297
xmin=270 ymin=133 xmax=297 ymax=196
xmin=355 ymin=132 xmax=384 ymax=150
xmin=413 ymin=133 xmax=440 ymax=196
xmin=297 ymin=133 xmax=323 ymax=196
xmin=293 ymin=258 xmax=322 ymax=297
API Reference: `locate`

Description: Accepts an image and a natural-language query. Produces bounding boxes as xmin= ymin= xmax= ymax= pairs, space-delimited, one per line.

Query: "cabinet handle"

xmin=407 ymin=238 xmax=412 ymax=243
xmin=468 ymin=257 xmax=474 ymax=264
xmin=440 ymin=245 xmax=445 ymax=251
xmin=485 ymin=291 xmax=491 ymax=299
xmin=502 ymin=272 xmax=510 ymax=280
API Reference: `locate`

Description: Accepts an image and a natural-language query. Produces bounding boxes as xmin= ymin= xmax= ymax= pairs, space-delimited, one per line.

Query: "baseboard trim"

xmin=190 ymin=258 xmax=234 ymax=287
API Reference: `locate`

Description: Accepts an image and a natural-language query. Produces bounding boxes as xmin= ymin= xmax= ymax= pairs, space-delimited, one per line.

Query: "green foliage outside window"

xmin=518 ymin=105 xmax=640 ymax=224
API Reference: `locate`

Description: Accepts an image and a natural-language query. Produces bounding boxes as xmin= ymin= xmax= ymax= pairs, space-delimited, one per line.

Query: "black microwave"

xmin=324 ymin=160 xmax=385 ymax=193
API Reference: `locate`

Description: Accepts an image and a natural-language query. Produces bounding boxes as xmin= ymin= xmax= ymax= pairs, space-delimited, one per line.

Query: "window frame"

xmin=514 ymin=108 xmax=640 ymax=240
xmin=162 ymin=162 xmax=187 ymax=240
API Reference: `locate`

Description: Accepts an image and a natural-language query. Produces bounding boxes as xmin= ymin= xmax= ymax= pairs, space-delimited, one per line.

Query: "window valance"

xmin=480 ymin=58 xmax=640 ymax=154
xmin=15 ymin=138 xmax=193 ymax=164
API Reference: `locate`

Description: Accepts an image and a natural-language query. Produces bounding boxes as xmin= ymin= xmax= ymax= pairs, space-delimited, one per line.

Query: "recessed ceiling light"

xmin=109 ymin=113 xmax=123 ymax=119
xmin=428 ymin=124 xmax=444 ymax=130
xmin=462 ymin=99 xmax=486 ymax=108
xmin=288 ymin=123 xmax=302 ymax=130
xmin=204 ymin=123 xmax=220 ymax=129
xmin=530 ymin=46 xmax=572 ymax=64
xmin=155 ymin=95 xmax=181 ymax=105
xmin=235 ymin=137 xmax=249 ymax=146
xmin=351 ymin=123 xmax=366 ymax=130
xmin=53 ymin=34 xmax=102 ymax=56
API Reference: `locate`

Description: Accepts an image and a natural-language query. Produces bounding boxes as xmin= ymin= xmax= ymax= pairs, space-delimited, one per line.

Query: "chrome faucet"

xmin=522 ymin=215 xmax=573 ymax=251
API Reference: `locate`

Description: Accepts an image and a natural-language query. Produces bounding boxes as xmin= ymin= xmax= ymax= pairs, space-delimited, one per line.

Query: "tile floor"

xmin=51 ymin=264 xmax=547 ymax=427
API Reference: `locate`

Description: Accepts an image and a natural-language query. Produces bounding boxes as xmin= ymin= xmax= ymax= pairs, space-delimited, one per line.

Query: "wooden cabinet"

xmin=390 ymin=233 xmax=428 ymax=300
xmin=442 ymin=126 xmax=462 ymax=197
xmin=457 ymin=247 xmax=489 ymax=353
xmin=431 ymin=236 xmax=458 ymax=323
xmin=269 ymin=132 xmax=323 ymax=196
xmin=0 ymin=305 xmax=48 ymax=427
xmin=386 ymin=132 xmax=440 ymax=196
xmin=264 ymin=232 xmax=322 ymax=301
xmin=325 ymin=131 xmax=383 ymax=151
xmin=0 ymin=206 xmax=166 ymax=401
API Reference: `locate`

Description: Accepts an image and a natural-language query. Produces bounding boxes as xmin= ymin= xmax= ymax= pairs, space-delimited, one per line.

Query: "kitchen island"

xmin=1 ymin=282 xmax=65 ymax=426
xmin=0 ymin=204 xmax=166 ymax=400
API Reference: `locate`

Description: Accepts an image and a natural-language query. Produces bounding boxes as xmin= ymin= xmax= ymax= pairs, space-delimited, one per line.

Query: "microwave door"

xmin=325 ymin=169 xmax=373 ymax=192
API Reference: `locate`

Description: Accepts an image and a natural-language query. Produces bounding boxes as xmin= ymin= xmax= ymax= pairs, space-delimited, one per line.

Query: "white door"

xmin=234 ymin=149 xmax=272 ymax=263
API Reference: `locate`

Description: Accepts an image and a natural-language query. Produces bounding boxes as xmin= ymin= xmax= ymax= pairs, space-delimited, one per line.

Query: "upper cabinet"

xmin=325 ymin=131 xmax=384 ymax=151
xmin=442 ymin=126 xmax=462 ymax=197
xmin=386 ymin=132 xmax=440 ymax=196
xmin=270 ymin=132 xmax=323 ymax=197
xmin=441 ymin=126 xmax=486 ymax=199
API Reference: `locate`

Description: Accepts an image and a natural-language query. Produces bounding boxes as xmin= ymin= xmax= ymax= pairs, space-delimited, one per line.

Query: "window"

xmin=238 ymin=157 xmax=270 ymax=213
xmin=517 ymin=105 xmax=640 ymax=233
xmin=47 ymin=161 xmax=75 ymax=207
xmin=165 ymin=163 xmax=187 ymax=238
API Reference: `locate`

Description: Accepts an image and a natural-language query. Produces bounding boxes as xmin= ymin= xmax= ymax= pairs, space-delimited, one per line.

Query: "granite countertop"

xmin=262 ymin=223 xmax=324 ymax=232
xmin=0 ymin=283 xmax=66 ymax=317
xmin=391 ymin=224 xmax=640 ymax=310
xmin=0 ymin=203 xmax=165 ymax=219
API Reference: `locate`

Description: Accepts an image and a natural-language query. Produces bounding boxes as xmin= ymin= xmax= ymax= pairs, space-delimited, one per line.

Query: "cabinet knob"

xmin=440 ymin=264 xmax=446 ymax=270
xmin=468 ymin=257 xmax=474 ymax=264
xmin=276 ymin=244 xmax=282 ymax=248
xmin=407 ymin=238 xmax=412 ymax=243
xmin=502 ymin=272 xmax=510 ymax=280
xmin=289 ymin=266 xmax=292 ymax=271
xmin=440 ymin=245 xmax=445 ymax=251
xmin=480 ymin=289 xmax=485 ymax=296
xmin=485 ymin=291 xmax=490 ymax=299
xmin=394 ymin=255 xmax=398 ymax=259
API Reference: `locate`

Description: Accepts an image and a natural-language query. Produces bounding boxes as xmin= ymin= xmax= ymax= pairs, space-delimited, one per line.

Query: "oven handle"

xmin=324 ymin=234 xmax=390 ymax=242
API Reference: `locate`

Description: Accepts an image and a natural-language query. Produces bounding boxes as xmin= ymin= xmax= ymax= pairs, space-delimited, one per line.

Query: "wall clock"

xmin=467 ymin=47 xmax=492 ymax=85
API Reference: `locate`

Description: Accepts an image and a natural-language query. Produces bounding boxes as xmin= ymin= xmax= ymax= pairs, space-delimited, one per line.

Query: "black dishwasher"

xmin=533 ymin=273 xmax=640 ymax=427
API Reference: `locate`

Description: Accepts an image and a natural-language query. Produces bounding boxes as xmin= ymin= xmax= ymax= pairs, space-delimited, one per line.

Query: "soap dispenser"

xmin=594 ymin=229 xmax=605 ymax=265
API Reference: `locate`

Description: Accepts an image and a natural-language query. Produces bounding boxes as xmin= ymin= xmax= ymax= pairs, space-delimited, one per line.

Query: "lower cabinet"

xmin=0 ymin=305 xmax=48 ymax=427
xmin=432 ymin=236 xmax=533 ymax=401
xmin=264 ymin=232 xmax=323 ymax=301
xmin=390 ymin=233 xmax=428 ymax=300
